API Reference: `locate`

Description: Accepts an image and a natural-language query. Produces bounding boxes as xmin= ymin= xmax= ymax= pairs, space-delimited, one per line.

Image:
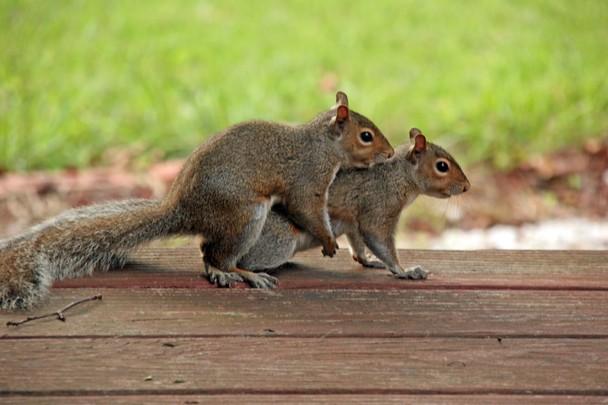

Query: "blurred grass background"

xmin=1 ymin=0 xmax=607 ymax=171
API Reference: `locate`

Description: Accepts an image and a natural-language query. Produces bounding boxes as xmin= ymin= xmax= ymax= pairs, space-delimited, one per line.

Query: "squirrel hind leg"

xmin=200 ymin=200 xmax=273 ymax=285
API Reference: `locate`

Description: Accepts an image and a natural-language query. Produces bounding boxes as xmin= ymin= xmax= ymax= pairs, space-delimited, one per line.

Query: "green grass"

xmin=1 ymin=0 xmax=607 ymax=171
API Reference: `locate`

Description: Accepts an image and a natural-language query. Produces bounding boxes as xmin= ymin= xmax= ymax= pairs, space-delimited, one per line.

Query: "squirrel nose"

xmin=463 ymin=181 xmax=471 ymax=193
xmin=386 ymin=148 xmax=395 ymax=159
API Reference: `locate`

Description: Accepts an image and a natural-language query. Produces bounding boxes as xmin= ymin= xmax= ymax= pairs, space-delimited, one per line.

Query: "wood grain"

xmin=2 ymin=248 xmax=606 ymax=402
xmin=1 ymin=338 xmax=607 ymax=394
xmin=2 ymin=288 xmax=608 ymax=338
xmin=53 ymin=247 xmax=608 ymax=290
xmin=3 ymin=394 xmax=605 ymax=405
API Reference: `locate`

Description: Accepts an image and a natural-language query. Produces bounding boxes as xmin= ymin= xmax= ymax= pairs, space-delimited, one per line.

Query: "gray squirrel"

xmin=0 ymin=91 xmax=394 ymax=310
xmin=237 ymin=128 xmax=470 ymax=278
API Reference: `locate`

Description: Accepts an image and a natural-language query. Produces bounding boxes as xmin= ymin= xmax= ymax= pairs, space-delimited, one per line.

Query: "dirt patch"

xmin=406 ymin=137 xmax=608 ymax=232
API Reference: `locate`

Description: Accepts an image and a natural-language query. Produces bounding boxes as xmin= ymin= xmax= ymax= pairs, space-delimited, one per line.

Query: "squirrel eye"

xmin=359 ymin=131 xmax=374 ymax=144
xmin=435 ymin=160 xmax=449 ymax=173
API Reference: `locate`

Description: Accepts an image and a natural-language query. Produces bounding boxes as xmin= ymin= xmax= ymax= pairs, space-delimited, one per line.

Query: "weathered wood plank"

xmin=2 ymin=394 xmax=605 ymax=404
xmin=53 ymin=247 xmax=608 ymax=290
xmin=1 ymin=338 xmax=607 ymax=393
xmin=2 ymin=289 xmax=607 ymax=338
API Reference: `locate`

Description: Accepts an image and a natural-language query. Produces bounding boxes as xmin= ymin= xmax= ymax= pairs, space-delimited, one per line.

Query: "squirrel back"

xmin=238 ymin=128 xmax=470 ymax=275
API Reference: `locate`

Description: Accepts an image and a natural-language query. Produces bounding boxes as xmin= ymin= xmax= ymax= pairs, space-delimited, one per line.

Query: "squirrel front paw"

xmin=321 ymin=238 xmax=338 ymax=257
xmin=390 ymin=265 xmax=428 ymax=280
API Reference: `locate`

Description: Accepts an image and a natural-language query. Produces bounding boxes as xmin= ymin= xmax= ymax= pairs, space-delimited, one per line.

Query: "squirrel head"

xmin=406 ymin=128 xmax=470 ymax=198
xmin=328 ymin=91 xmax=394 ymax=168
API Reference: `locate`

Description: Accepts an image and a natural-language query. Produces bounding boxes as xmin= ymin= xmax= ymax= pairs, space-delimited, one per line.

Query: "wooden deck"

xmin=1 ymin=247 xmax=607 ymax=404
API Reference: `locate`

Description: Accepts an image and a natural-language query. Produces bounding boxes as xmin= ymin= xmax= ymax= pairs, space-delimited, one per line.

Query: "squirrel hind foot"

xmin=233 ymin=268 xmax=279 ymax=289
xmin=203 ymin=264 xmax=244 ymax=288
xmin=202 ymin=261 xmax=279 ymax=289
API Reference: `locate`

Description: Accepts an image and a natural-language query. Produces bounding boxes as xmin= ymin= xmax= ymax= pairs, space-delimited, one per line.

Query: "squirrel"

xmin=237 ymin=128 xmax=470 ymax=278
xmin=0 ymin=91 xmax=394 ymax=310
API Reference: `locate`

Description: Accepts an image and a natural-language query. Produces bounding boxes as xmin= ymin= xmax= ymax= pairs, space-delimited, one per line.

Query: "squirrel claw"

xmin=322 ymin=248 xmax=335 ymax=257
xmin=321 ymin=238 xmax=339 ymax=257
xmin=204 ymin=266 xmax=244 ymax=288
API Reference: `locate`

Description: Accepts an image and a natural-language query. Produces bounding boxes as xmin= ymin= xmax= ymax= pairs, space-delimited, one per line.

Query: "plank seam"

xmin=51 ymin=284 xmax=608 ymax=291
xmin=3 ymin=334 xmax=608 ymax=340
xmin=2 ymin=389 xmax=608 ymax=397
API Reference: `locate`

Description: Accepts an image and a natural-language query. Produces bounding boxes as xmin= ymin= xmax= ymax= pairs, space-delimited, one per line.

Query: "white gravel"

xmin=427 ymin=217 xmax=608 ymax=250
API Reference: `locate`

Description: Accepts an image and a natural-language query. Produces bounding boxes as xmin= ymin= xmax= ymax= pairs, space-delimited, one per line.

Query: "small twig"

xmin=6 ymin=294 xmax=103 ymax=327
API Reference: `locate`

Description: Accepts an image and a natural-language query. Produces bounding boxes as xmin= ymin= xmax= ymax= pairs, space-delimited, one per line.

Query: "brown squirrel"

xmin=237 ymin=128 xmax=470 ymax=278
xmin=0 ymin=91 xmax=394 ymax=310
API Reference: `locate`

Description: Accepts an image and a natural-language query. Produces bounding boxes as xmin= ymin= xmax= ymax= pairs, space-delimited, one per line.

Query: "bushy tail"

xmin=0 ymin=199 xmax=182 ymax=310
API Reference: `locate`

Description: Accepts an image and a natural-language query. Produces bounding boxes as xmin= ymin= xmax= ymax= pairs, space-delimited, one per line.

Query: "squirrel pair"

xmin=0 ymin=91 xmax=394 ymax=310
xmin=0 ymin=92 xmax=470 ymax=311
xmin=238 ymin=128 xmax=470 ymax=278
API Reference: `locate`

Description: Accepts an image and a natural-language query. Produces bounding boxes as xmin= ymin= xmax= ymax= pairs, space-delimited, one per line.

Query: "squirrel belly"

xmin=0 ymin=199 xmax=182 ymax=310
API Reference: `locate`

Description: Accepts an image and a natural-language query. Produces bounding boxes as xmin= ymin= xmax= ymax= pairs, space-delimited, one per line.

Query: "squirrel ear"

xmin=409 ymin=128 xmax=427 ymax=152
xmin=409 ymin=128 xmax=422 ymax=140
xmin=335 ymin=91 xmax=349 ymax=107
xmin=414 ymin=134 xmax=427 ymax=153
xmin=334 ymin=91 xmax=349 ymax=123
xmin=330 ymin=91 xmax=350 ymax=131
xmin=336 ymin=105 xmax=349 ymax=123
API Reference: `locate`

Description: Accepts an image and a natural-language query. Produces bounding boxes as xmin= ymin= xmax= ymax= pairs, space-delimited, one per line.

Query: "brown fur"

xmin=0 ymin=92 xmax=393 ymax=309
